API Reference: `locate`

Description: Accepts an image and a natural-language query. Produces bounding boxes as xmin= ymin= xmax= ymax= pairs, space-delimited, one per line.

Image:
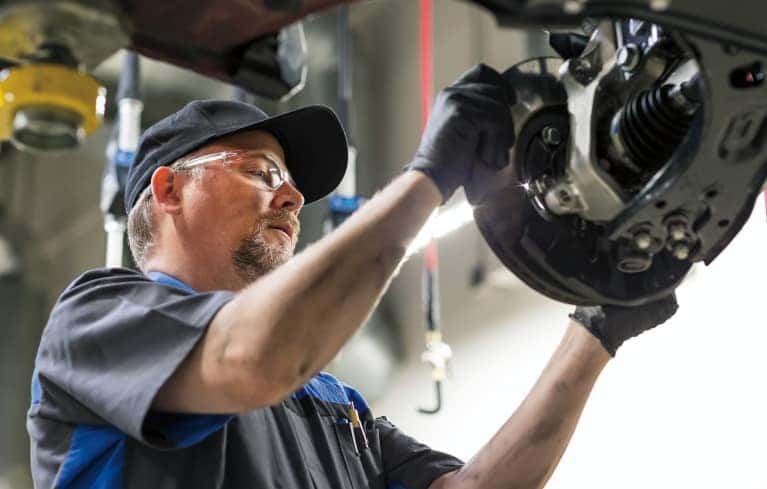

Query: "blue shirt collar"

xmin=146 ymin=271 xmax=198 ymax=294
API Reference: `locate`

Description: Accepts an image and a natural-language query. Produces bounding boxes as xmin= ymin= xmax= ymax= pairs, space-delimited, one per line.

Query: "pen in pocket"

xmin=347 ymin=401 xmax=368 ymax=451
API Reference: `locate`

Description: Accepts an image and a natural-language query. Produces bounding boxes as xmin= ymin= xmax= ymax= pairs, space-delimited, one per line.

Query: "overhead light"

xmin=407 ymin=200 xmax=474 ymax=256
xmin=0 ymin=235 xmax=19 ymax=276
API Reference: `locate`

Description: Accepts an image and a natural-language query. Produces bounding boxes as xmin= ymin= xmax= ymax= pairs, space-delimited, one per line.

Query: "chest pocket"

xmin=287 ymin=407 xmax=386 ymax=489
xmin=332 ymin=418 xmax=386 ymax=489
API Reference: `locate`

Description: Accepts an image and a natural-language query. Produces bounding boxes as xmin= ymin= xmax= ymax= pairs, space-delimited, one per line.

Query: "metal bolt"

xmin=650 ymin=0 xmax=671 ymax=11
xmin=542 ymin=126 xmax=562 ymax=146
xmin=634 ymin=232 xmax=653 ymax=250
xmin=672 ymin=243 xmax=690 ymax=260
xmin=573 ymin=58 xmax=592 ymax=72
xmin=544 ymin=183 xmax=582 ymax=215
xmin=616 ymin=44 xmax=641 ymax=72
xmin=569 ymin=57 xmax=597 ymax=85
xmin=668 ymin=223 xmax=686 ymax=241
xmin=617 ymin=247 xmax=653 ymax=274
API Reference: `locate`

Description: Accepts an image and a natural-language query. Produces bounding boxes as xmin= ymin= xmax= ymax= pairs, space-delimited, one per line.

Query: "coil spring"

xmin=619 ymin=85 xmax=695 ymax=171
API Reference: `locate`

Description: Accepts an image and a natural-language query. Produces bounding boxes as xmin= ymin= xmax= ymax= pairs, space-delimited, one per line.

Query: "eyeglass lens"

xmin=228 ymin=154 xmax=288 ymax=190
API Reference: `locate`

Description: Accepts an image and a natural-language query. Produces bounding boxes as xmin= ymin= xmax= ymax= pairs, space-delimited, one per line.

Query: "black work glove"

xmin=570 ymin=295 xmax=679 ymax=356
xmin=406 ymin=64 xmax=515 ymax=203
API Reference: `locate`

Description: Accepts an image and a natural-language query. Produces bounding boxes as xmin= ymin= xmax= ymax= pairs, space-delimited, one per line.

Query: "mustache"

xmin=259 ymin=210 xmax=300 ymax=236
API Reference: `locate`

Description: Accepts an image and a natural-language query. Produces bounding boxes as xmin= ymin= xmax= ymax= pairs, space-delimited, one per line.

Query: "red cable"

xmin=419 ymin=0 xmax=439 ymax=272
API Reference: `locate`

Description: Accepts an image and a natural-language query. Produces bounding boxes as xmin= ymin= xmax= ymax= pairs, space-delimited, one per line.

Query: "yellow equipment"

xmin=0 ymin=64 xmax=105 ymax=151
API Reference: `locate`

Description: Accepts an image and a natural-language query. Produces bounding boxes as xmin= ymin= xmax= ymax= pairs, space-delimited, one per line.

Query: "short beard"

xmin=232 ymin=213 xmax=297 ymax=284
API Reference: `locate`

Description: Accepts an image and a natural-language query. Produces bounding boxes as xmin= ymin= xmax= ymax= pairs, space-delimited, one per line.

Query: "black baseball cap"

xmin=124 ymin=100 xmax=348 ymax=212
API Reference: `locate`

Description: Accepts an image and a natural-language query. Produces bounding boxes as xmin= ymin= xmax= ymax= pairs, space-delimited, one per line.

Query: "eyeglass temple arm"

xmin=178 ymin=151 xmax=232 ymax=169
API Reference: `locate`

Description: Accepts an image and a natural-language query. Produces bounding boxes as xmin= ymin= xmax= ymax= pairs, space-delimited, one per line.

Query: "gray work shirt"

xmin=27 ymin=268 xmax=463 ymax=488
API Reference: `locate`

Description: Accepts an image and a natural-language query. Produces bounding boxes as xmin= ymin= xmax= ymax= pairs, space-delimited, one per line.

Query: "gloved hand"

xmin=407 ymin=64 xmax=515 ymax=203
xmin=570 ymin=295 xmax=679 ymax=356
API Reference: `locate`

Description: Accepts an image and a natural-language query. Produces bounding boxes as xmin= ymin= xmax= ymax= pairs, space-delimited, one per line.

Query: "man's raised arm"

xmin=153 ymin=64 xmax=515 ymax=413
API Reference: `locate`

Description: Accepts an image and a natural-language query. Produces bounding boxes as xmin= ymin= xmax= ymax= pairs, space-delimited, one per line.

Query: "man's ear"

xmin=150 ymin=166 xmax=183 ymax=215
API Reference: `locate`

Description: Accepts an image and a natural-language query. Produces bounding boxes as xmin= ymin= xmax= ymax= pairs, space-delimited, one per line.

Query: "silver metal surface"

xmin=554 ymin=23 xmax=627 ymax=222
xmin=616 ymin=44 xmax=640 ymax=71
xmin=12 ymin=106 xmax=84 ymax=151
xmin=544 ymin=181 xmax=584 ymax=214
xmin=276 ymin=22 xmax=308 ymax=102
xmin=667 ymin=83 xmax=699 ymax=114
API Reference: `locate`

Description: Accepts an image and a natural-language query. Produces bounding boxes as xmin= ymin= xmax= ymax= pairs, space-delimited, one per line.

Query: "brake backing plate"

xmin=466 ymin=58 xmax=690 ymax=306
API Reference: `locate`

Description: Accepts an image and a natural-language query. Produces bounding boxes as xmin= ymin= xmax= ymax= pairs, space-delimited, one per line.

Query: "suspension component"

xmin=609 ymin=82 xmax=699 ymax=183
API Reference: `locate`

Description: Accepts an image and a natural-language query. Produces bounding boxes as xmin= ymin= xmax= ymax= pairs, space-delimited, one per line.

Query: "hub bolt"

xmin=668 ymin=223 xmax=687 ymax=241
xmin=634 ymin=232 xmax=653 ymax=250
xmin=672 ymin=243 xmax=691 ymax=260
xmin=542 ymin=126 xmax=563 ymax=146
xmin=616 ymin=44 xmax=641 ymax=72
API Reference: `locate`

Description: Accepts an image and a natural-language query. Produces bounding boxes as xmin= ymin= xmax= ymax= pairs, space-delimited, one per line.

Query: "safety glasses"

xmin=176 ymin=150 xmax=295 ymax=191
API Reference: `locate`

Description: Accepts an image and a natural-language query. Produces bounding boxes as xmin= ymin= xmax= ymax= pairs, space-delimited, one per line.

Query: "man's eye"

xmin=247 ymin=170 xmax=266 ymax=177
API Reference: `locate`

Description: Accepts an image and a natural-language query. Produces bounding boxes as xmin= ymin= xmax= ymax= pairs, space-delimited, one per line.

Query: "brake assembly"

xmin=467 ymin=19 xmax=767 ymax=306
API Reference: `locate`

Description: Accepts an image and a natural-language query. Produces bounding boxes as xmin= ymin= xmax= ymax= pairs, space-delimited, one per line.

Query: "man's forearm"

xmin=219 ymin=171 xmax=442 ymax=396
xmin=434 ymin=322 xmax=611 ymax=489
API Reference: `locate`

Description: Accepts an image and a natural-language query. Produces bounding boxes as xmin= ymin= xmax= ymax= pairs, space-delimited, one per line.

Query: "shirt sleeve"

xmin=375 ymin=416 xmax=464 ymax=489
xmin=35 ymin=269 xmax=235 ymax=449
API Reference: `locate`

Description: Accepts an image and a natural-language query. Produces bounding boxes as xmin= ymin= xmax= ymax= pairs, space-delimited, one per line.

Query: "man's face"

xmin=177 ymin=129 xmax=304 ymax=283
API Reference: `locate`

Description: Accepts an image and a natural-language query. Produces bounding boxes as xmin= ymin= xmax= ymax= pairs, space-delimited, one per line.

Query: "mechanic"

xmin=27 ymin=64 xmax=677 ymax=489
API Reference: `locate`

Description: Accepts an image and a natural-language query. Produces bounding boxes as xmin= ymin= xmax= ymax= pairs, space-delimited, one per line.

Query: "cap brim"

xmin=240 ymin=105 xmax=348 ymax=204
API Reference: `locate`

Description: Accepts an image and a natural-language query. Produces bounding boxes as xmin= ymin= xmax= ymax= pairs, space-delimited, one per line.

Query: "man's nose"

xmin=271 ymin=180 xmax=305 ymax=211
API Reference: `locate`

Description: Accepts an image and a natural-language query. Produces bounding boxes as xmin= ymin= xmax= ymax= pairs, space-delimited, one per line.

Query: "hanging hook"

xmin=418 ymin=330 xmax=452 ymax=415
xmin=418 ymin=380 xmax=442 ymax=415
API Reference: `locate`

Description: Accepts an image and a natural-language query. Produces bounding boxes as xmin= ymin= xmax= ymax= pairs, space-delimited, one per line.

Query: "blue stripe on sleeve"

xmin=55 ymin=425 xmax=125 ymax=489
